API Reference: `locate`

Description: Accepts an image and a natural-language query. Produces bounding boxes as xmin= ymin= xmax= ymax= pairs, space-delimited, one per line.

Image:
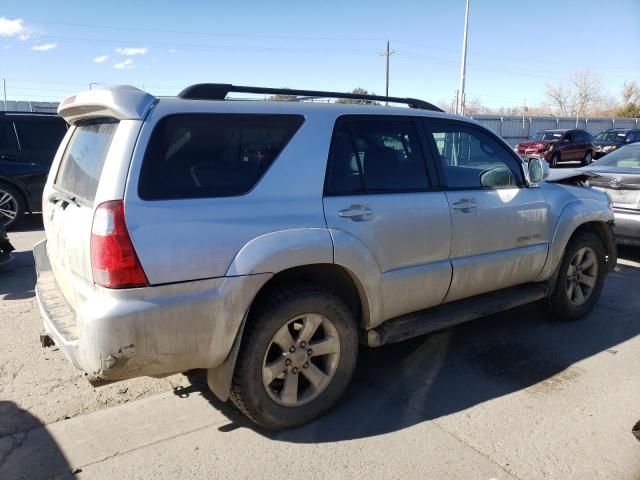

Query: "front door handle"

xmin=338 ymin=207 xmax=374 ymax=220
xmin=451 ymin=199 xmax=477 ymax=212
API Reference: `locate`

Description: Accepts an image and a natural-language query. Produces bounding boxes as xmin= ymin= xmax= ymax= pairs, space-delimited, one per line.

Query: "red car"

xmin=515 ymin=129 xmax=594 ymax=167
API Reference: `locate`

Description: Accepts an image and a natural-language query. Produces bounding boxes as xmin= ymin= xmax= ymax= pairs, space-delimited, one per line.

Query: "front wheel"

xmin=538 ymin=232 xmax=607 ymax=320
xmin=550 ymin=152 xmax=560 ymax=168
xmin=582 ymin=151 xmax=593 ymax=166
xmin=229 ymin=284 xmax=358 ymax=429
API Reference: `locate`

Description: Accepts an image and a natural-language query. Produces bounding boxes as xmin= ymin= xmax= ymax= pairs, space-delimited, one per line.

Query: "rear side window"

xmin=138 ymin=114 xmax=304 ymax=200
xmin=325 ymin=116 xmax=430 ymax=195
xmin=0 ymin=122 xmax=18 ymax=149
xmin=14 ymin=119 xmax=67 ymax=150
xmin=55 ymin=119 xmax=118 ymax=202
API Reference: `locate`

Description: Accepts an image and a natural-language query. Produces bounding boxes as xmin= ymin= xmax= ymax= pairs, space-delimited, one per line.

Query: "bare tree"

xmin=334 ymin=88 xmax=379 ymax=105
xmin=621 ymin=81 xmax=640 ymax=105
xmin=545 ymin=70 xmax=604 ymax=116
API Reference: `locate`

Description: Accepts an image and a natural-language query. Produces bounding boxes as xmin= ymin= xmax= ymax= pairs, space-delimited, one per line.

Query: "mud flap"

xmin=206 ymin=316 xmax=248 ymax=402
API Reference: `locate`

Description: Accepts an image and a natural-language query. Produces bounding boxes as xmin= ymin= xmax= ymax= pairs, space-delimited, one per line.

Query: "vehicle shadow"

xmin=0 ymin=401 xmax=74 ymax=480
xmin=179 ymin=265 xmax=640 ymax=443
xmin=9 ymin=213 xmax=44 ymax=233
xmin=0 ymin=251 xmax=36 ymax=300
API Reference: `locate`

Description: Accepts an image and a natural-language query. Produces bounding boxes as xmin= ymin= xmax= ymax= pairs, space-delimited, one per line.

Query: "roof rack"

xmin=178 ymin=83 xmax=444 ymax=112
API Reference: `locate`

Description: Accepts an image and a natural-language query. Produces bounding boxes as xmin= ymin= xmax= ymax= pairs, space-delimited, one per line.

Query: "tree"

xmin=616 ymin=102 xmax=640 ymax=118
xmin=335 ymin=88 xmax=379 ymax=105
xmin=267 ymin=92 xmax=296 ymax=101
xmin=545 ymin=70 xmax=604 ymax=116
xmin=621 ymin=81 xmax=640 ymax=105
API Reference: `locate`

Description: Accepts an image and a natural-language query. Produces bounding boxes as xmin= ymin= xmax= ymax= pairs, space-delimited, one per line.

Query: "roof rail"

xmin=0 ymin=110 xmax=58 ymax=116
xmin=178 ymin=83 xmax=444 ymax=112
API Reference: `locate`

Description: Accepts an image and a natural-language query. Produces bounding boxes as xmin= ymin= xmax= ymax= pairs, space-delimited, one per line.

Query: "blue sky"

xmin=1 ymin=0 xmax=639 ymax=108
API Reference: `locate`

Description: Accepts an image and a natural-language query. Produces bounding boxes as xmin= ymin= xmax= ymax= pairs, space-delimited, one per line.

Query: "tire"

xmin=0 ymin=182 xmax=25 ymax=230
xmin=229 ymin=284 xmax=358 ymax=430
xmin=582 ymin=151 xmax=593 ymax=166
xmin=538 ymin=231 xmax=606 ymax=321
xmin=550 ymin=152 xmax=560 ymax=168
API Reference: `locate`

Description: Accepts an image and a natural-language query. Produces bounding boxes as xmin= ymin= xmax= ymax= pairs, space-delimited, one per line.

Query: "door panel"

xmin=323 ymin=115 xmax=453 ymax=322
xmin=324 ymin=192 xmax=453 ymax=319
xmin=422 ymin=119 xmax=550 ymax=303
xmin=445 ymin=188 xmax=549 ymax=302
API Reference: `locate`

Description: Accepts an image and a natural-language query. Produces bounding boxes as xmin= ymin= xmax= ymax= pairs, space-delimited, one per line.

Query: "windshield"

xmin=530 ymin=132 xmax=563 ymax=141
xmin=594 ymin=131 xmax=627 ymax=142
xmin=595 ymin=145 xmax=640 ymax=168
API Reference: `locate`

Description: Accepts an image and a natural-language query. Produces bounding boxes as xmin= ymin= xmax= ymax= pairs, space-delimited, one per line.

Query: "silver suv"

xmin=35 ymin=84 xmax=616 ymax=429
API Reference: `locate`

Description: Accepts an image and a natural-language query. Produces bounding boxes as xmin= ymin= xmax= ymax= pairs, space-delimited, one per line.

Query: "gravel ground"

xmin=0 ymin=215 xmax=192 ymax=437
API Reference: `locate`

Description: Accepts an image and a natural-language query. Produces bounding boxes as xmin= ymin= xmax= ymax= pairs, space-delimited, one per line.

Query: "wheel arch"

xmin=537 ymin=199 xmax=616 ymax=282
xmin=0 ymin=177 xmax=31 ymax=211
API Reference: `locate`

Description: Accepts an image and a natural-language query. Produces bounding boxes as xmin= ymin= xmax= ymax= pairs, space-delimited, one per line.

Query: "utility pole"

xmin=3 ymin=79 xmax=6 ymax=111
xmin=456 ymin=0 xmax=470 ymax=115
xmin=379 ymin=40 xmax=395 ymax=104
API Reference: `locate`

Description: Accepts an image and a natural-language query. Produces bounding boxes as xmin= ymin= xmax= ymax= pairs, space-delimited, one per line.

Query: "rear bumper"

xmin=33 ymin=240 xmax=271 ymax=380
xmin=613 ymin=209 xmax=640 ymax=246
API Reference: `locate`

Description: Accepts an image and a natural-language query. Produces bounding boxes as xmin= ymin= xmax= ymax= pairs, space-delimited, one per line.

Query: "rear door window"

xmin=138 ymin=114 xmax=304 ymax=200
xmin=55 ymin=119 xmax=119 ymax=202
xmin=325 ymin=116 xmax=431 ymax=194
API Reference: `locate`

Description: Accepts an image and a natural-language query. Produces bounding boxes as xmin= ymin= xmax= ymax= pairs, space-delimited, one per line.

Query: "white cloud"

xmin=31 ymin=43 xmax=57 ymax=51
xmin=115 ymin=47 xmax=147 ymax=56
xmin=93 ymin=55 xmax=109 ymax=63
xmin=0 ymin=17 xmax=27 ymax=39
xmin=114 ymin=58 xmax=134 ymax=70
xmin=169 ymin=48 xmax=176 ymax=53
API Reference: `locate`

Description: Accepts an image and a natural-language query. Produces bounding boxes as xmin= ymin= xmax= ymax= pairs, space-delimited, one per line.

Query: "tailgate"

xmin=43 ymin=120 xmax=120 ymax=308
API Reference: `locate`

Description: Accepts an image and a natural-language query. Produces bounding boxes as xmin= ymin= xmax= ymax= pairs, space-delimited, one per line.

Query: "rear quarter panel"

xmin=124 ymin=102 xmax=337 ymax=284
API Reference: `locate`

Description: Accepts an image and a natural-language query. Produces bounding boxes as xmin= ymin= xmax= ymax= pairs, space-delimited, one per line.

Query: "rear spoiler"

xmin=58 ymin=85 xmax=157 ymax=125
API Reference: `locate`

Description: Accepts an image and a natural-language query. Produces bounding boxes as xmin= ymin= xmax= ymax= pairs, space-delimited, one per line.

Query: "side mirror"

xmin=527 ymin=157 xmax=548 ymax=186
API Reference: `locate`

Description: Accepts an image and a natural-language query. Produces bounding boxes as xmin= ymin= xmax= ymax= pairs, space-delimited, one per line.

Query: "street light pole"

xmin=456 ymin=0 xmax=470 ymax=115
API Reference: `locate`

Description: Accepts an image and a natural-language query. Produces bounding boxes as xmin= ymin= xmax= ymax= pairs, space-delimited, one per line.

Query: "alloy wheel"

xmin=565 ymin=247 xmax=598 ymax=306
xmin=0 ymin=189 xmax=18 ymax=227
xmin=262 ymin=313 xmax=340 ymax=406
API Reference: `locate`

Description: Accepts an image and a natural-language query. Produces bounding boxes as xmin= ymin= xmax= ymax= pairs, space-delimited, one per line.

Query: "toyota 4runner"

xmin=34 ymin=84 xmax=617 ymax=429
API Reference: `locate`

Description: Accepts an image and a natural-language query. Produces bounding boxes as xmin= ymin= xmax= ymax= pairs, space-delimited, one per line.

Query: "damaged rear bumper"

xmin=33 ymin=239 xmax=270 ymax=381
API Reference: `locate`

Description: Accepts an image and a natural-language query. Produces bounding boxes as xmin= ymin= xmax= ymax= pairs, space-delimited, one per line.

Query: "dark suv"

xmin=515 ymin=129 xmax=594 ymax=167
xmin=0 ymin=112 xmax=67 ymax=228
xmin=593 ymin=128 xmax=640 ymax=159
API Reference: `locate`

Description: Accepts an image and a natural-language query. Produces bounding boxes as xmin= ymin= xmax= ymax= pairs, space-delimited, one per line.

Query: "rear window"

xmin=14 ymin=118 xmax=67 ymax=150
xmin=138 ymin=113 xmax=304 ymax=200
xmin=55 ymin=119 xmax=119 ymax=202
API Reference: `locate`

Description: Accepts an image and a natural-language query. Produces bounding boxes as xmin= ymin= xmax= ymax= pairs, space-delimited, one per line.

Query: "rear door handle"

xmin=451 ymin=199 xmax=477 ymax=212
xmin=338 ymin=207 xmax=374 ymax=219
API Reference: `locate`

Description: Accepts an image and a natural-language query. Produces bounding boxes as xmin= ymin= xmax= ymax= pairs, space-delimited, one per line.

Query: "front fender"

xmin=536 ymin=198 xmax=614 ymax=282
xmin=225 ymin=228 xmax=333 ymax=276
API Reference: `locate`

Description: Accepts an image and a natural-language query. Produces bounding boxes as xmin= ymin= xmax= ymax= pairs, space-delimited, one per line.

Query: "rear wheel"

xmin=550 ymin=152 xmax=561 ymax=168
xmin=538 ymin=232 xmax=606 ymax=320
xmin=0 ymin=182 xmax=24 ymax=230
xmin=582 ymin=151 xmax=593 ymax=166
xmin=229 ymin=284 xmax=358 ymax=429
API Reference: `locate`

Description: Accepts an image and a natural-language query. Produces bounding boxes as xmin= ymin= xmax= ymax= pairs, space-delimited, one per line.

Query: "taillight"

xmin=91 ymin=200 xmax=148 ymax=289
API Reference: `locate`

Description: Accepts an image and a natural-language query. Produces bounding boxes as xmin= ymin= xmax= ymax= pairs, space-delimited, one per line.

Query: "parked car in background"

xmin=585 ymin=143 xmax=640 ymax=246
xmin=0 ymin=112 xmax=68 ymax=229
xmin=35 ymin=84 xmax=616 ymax=430
xmin=515 ymin=129 xmax=594 ymax=167
xmin=593 ymin=128 xmax=640 ymax=159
